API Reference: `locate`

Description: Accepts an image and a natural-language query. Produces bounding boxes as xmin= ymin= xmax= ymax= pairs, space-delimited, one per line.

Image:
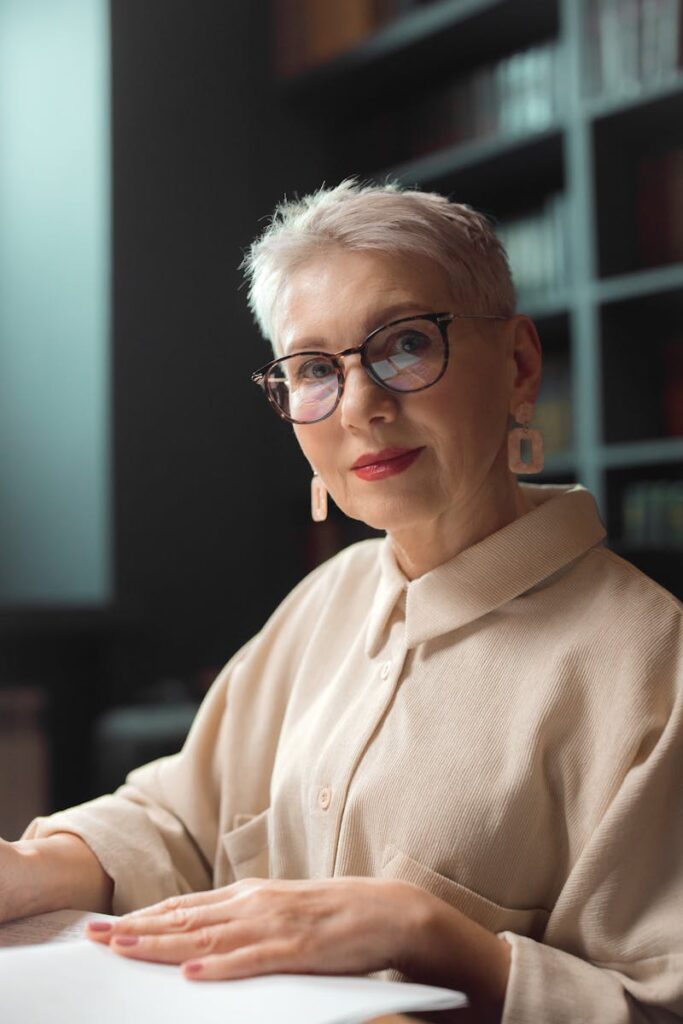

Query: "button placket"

xmin=329 ymin=642 xmax=409 ymax=877
xmin=312 ymin=625 xmax=408 ymax=877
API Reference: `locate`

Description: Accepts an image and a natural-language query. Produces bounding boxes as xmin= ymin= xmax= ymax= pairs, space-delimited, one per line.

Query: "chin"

xmin=350 ymin=494 xmax=433 ymax=533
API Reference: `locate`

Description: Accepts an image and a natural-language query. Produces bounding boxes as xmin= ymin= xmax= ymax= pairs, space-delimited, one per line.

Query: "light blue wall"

xmin=0 ymin=0 xmax=111 ymax=605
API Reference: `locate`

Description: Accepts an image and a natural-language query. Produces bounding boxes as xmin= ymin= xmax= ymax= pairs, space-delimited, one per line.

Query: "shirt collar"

xmin=364 ymin=482 xmax=607 ymax=656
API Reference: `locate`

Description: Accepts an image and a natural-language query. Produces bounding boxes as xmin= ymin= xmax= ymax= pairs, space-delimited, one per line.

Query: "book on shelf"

xmin=636 ymin=147 xmax=683 ymax=266
xmin=496 ymin=193 xmax=569 ymax=298
xmin=272 ymin=0 xmax=399 ymax=77
xmin=411 ymin=41 xmax=561 ymax=158
xmin=272 ymin=0 xmax=378 ymax=75
xmin=305 ymin=0 xmax=377 ymax=66
xmin=534 ymin=354 xmax=573 ymax=456
xmin=409 ymin=40 xmax=561 ymax=160
xmin=585 ymin=0 xmax=683 ymax=98
xmin=621 ymin=479 xmax=683 ymax=547
xmin=325 ymin=34 xmax=561 ymax=171
xmin=641 ymin=0 xmax=683 ymax=85
xmin=373 ymin=0 xmax=418 ymax=25
xmin=272 ymin=0 xmax=306 ymax=78
xmin=496 ymin=45 xmax=557 ymax=135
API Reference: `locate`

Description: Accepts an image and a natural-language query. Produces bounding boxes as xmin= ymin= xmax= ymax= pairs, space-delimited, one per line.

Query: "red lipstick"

xmin=351 ymin=447 xmax=423 ymax=481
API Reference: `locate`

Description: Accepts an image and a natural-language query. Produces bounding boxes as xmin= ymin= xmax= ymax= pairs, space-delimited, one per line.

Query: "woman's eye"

xmin=390 ymin=331 xmax=429 ymax=355
xmin=299 ymin=359 xmax=334 ymax=382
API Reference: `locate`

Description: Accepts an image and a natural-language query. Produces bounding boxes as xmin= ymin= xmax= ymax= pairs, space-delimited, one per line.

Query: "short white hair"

xmin=239 ymin=176 xmax=516 ymax=353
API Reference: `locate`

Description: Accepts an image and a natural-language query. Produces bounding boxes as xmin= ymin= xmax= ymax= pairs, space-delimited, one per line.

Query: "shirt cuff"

xmin=22 ymin=795 xmax=186 ymax=915
xmin=497 ymin=931 xmax=630 ymax=1023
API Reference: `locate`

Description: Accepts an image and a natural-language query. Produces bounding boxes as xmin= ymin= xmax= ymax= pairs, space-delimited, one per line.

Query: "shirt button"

xmin=380 ymin=660 xmax=392 ymax=680
xmin=318 ymin=786 xmax=331 ymax=810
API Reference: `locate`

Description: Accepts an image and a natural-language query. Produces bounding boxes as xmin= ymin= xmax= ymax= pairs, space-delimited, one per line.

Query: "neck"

xmin=387 ymin=474 xmax=533 ymax=582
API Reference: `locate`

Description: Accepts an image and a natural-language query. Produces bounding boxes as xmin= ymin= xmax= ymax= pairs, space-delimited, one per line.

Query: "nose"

xmin=338 ymin=354 xmax=398 ymax=430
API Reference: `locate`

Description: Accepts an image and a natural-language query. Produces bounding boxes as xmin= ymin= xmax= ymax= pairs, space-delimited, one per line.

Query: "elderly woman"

xmin=2 ymin=179 xmax=682 ymax=1022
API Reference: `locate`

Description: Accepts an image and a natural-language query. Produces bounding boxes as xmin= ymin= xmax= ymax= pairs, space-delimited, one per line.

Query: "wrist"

xmin=15 ymin=833 xmax=113 ymax=916
xmin=396 ymin=882 xmax=510 ymax=1017
xmin=12 ymin=839 xmax=58 ymax=917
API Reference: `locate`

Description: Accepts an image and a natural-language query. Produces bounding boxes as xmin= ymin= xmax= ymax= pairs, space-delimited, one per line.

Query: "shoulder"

xmin=258 ymin=536 xmax=384 ymax=634
xmin=528 ymin=537 xmax=681 ymax=642
xmin=207 ymin=538 xmax=385 ymax=705
xmin=307 ymin=535 xmax=385 ymax=583
xmin=560 ymin=543 xmax=682 ymax=704
xmin=582 ymin=543 xmax=682 ymax=627
xmin=293 ymin=535 xmax=383 ymax=596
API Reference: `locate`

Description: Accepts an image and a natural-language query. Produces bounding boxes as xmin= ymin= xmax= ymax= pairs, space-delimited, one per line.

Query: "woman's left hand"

xmin=85 ymin=876 xmax=423 ymax=981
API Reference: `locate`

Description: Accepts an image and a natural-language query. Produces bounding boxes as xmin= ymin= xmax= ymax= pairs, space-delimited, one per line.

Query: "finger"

xmin=85 ymin=881 xmax=275 ymax=945
xmin=99 ymin=900 xmax=236 ymax=938
xmin=108 ymin=920 xmax=264 ymax=965
xmin=120 ymin=879 xmax=269 ymax=921
xmin=124 ymin=890 xmax=232 ymax=919
xmin=84 ymin=921 xmax=118 ymax=944
xmin=182 ymin=939 xmax=303 ymax=981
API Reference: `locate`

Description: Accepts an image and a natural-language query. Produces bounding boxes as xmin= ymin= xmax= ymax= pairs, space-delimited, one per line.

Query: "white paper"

xmin=0 ymin=908 xmax=116 ymax=947
xmin=0 ymin=911 xmax=467 ymax=1023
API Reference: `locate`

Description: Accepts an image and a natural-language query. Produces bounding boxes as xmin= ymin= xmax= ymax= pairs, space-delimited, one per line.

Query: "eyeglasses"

xmin=250 ymin=311 xmax=507 ymax=425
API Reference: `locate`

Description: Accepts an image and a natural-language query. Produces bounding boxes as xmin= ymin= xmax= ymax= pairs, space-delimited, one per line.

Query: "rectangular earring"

xmin=508 ymin=426 xmax=545 ymax=473
xmin=311 ymin=472 xmax=328 ymax=521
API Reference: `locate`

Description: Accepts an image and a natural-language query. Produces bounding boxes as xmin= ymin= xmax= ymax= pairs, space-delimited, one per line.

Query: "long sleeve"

xmin=21 ymin=550 xmax=337 ymax=915
xmin=22 ymin=636 xmax=258 ymax=913
xmin=499 ymin=607 xmax=683 ymax=1023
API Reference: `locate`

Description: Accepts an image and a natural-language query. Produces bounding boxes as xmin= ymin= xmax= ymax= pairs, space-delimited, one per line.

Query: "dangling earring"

xmin=311 ymin=470 xmax=328 ymax=522
xmin=508 ymin=401 xmax=544 ymax=474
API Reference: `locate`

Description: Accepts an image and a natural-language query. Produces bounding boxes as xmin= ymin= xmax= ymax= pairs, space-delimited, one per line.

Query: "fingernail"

xmin=113 ymin=935 xmax=139 ymax=946
xmin=184 ymin=961 xmax=203 ymax=975
xmin=88 ymin=921 xmax=113 ymax=932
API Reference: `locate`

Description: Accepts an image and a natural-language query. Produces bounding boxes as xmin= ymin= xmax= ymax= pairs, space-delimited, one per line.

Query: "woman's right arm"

xmin=11 ymin=636 xmax=261 ymax=919
xmin=1 ymin=832 xmax=114 ymax=923
xmin=9 ymin=553 xmax=339 ymax=922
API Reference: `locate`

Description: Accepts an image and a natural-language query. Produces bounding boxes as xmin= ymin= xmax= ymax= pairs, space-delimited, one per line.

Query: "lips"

xmin=350 ymin=446 xmax=423 ymax=481
xmin=351 ymin=447 xmax=420 ymax=469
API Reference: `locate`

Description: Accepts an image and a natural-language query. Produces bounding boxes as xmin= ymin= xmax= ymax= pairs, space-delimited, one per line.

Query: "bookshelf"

xmin=271 ymin=0 xmax=683 ymax=596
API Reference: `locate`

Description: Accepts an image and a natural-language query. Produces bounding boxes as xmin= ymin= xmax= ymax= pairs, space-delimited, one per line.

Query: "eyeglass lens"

xmin=266 ymin=318 xmax=446 ymax=423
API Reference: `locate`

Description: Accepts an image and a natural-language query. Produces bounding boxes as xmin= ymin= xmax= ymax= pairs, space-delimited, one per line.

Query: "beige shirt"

xmin=24 ymin=482 xmax=683 ymax=1022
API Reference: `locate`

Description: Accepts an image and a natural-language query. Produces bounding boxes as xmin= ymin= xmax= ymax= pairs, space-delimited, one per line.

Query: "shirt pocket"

xmin=380 ymin=844 xmax=549 ymax=941
xmin=221 ymin=808 xmax=271 ymax=882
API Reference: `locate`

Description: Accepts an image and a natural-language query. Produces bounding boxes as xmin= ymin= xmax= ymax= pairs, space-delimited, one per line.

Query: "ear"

xmin=505 ymin=315 xmax=543 ymax=413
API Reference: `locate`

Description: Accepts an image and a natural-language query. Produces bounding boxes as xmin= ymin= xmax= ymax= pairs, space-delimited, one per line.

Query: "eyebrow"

xmin=284 ymin=301 xmax=433 ymax=355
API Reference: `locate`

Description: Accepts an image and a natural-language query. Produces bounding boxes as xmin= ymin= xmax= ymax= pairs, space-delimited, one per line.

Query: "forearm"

xmin=13 ymin=833 xmax=114 ymax=917
xmin=396 ymin=883 xmax=510 ymax=1023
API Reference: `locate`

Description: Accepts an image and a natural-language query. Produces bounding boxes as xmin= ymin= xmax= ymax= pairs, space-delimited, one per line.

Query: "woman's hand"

xmin=85 ymin=876 xmax=416 ymax=980
xmin=85 ymin=876 xmax=510 ymax=1019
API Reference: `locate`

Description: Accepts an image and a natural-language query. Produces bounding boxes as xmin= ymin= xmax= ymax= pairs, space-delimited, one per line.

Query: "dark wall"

xmin=1 ymin=1 xmax=364 ymax=813
xmin=110 ymin=0 xmax=327 ymax=685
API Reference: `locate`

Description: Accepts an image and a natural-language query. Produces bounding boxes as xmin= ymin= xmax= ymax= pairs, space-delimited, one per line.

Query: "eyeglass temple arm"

xmin=250 ymin=312 xmax=507 ymax=383
xmin=454 ymin=314 xmax=508 ymax=320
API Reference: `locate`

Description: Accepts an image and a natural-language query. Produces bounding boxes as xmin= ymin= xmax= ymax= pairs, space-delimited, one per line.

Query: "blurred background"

xmin=1 ymin=0 xmax=682 ymax=838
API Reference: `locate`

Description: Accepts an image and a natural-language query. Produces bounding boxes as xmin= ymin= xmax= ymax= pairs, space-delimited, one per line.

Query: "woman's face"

xmin=276 ymin=248 xmax=537 ymax=538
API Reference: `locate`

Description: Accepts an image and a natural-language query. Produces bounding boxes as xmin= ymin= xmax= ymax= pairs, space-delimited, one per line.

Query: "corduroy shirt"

xmin=24 ymin=482 xmax=683 ymax=1021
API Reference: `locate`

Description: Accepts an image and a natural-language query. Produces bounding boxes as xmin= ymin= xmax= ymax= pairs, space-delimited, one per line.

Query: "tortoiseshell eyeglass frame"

xmin=249 ymin=311 xmax=508 ymax=425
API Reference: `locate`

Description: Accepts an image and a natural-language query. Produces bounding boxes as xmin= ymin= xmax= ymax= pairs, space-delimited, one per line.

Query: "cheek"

xmin=448 ymin=365 xmax=508 ymax=430
xmin=293 ymin=424 xmax=336 ymax=477
xmin=292 ymin=428 xmax=315 ymax=478
xmin=418 ymin=388 xmax=500 ymax=468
